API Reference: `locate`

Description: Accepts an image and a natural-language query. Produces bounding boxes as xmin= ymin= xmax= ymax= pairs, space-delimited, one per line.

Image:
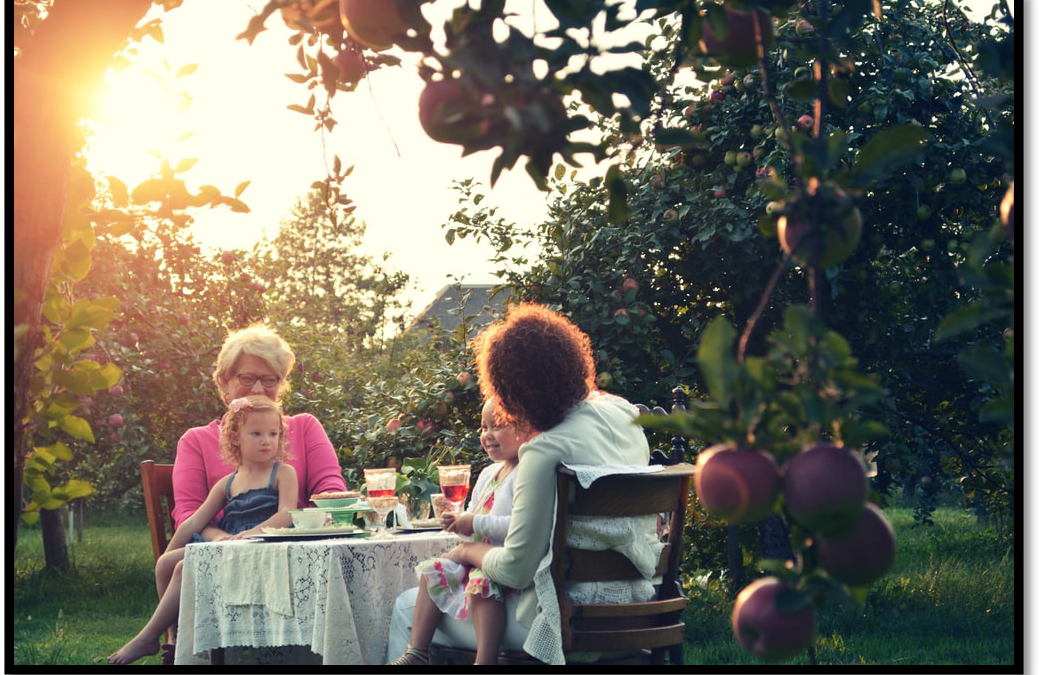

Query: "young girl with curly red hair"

xmin=108 ymin=395 xmax=298 ymax=665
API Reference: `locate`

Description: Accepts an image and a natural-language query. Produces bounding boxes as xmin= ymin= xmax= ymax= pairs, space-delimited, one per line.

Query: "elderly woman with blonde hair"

xmin=171 ymin=322 xmax=345 ymax=534
xmin=141 ymin=323 xmax=345 ymax=663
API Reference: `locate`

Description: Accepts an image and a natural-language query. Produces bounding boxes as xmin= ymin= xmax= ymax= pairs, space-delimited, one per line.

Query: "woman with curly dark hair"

xmin=387 ymin=304 xmax=656 ymax=665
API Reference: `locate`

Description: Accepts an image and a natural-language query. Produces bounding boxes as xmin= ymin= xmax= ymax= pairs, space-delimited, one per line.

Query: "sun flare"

xmin=83 ymin=62 xmax=195 ymax=189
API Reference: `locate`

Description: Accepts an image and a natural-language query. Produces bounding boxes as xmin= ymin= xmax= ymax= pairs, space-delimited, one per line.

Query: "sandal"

xmin=388 ymin=645 xmax=430 ymax=665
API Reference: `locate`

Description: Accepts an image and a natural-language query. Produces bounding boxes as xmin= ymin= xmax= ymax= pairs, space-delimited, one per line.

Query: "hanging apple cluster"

xmin=696 ymin=442 xmax=895 ymax=660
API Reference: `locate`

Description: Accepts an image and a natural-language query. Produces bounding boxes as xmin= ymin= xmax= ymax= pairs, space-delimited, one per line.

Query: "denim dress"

xmin=216 ymin=461 xmax=282 ymax=535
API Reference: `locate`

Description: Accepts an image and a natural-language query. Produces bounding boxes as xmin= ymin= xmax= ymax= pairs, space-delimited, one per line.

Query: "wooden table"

xmin=174 ymin=530 xmax=458 ymax=665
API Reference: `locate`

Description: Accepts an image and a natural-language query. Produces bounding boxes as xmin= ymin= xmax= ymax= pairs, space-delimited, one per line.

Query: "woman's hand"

xmin=442 ymin=541 xmax=495 ymax=567
xmin=445 ymin=512 xmax=475 ymax=537
xmin=205 ymin=527 xmax=235 ymax=542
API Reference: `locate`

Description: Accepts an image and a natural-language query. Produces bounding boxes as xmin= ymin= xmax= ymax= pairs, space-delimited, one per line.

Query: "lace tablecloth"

xmin=175 ymin=532 xmax=458 ymax=665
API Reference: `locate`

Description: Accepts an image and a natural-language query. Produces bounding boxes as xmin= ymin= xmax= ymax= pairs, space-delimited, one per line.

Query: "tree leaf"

xmin=58 ymin=415 xmax=95 ymax=443
xmin=851 ymin=125 xmax=930 ymax=181
xmin=697 ymin=317 xmax=738 ymax=406
xmin=605 ymin=164 xmax=628 ymax=224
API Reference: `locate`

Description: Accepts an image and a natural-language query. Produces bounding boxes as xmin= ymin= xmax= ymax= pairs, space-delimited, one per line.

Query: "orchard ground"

xmin=11 ymin=497 xmax=1017 ymax=667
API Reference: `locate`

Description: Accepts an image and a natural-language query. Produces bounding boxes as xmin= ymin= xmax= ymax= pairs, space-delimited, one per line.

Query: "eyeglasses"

xmin=235 ymin=373 xmax=281 ymax=388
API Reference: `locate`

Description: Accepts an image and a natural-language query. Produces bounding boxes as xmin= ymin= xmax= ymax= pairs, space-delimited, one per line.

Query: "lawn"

xmin=11 ymin=503 xmax=1019 ymax=667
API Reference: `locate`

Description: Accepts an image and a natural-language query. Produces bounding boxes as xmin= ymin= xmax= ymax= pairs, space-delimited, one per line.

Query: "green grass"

xmin=12 ymin=512 xmax=166 ymax=667
xmin=681 ymin=506 xmax=1018 ymax=667
xmin=12 ymin=506 xmax=1018 ymax=666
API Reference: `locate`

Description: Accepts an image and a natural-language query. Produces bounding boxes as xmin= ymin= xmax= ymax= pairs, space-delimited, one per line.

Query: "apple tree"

xmin=439 ymin=0 xmax=1014 ymax=527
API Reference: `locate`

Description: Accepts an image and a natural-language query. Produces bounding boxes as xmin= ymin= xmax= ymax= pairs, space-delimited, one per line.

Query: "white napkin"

xmin=221 ymin=542 xmax=294 ymax=616
xmin=560 ymin=462 xmax=664 ymax=488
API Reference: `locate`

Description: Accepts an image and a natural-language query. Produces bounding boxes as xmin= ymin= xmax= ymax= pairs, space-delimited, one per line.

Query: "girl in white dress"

xmin=389 ymin=398 xmax=534 ymax=665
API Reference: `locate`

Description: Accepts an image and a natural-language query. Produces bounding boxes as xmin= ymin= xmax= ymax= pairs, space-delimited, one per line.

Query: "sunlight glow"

xmin=83 ymin=64 xmax=192 ymax=188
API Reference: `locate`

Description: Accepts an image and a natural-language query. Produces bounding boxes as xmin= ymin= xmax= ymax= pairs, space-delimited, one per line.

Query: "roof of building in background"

xmin=407 ymin=284 xmax=511 ymax=335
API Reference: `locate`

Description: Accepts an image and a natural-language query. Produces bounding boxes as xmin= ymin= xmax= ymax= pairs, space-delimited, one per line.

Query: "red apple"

xmin=334 ymin=48 xmax=366 ymax=84
xmin=456 ymin=371 xmax=474 ymax=387
xmin=418 ymin=79 xmax=488 ymax=146
xmin=281 ymin=0 xmax=342 ymax=34
xmin=614 ymin=308 xmax=630 ymax=319
xmin=713 ymin=187 xmax=729 ymax=198
xmin=777 ymin=185 xmax=863 ymax=269
xmin=732 ymin=577 xmax=817 ymax=661
xmin=108 ymin=413 xmax=125 ymax=428
xmin=794 ymin=18 xmax=814 ymax=36
xmin=817 ymin=503 xmax=896 ymax=586
xmin=622 ymin=278 xmax=639 ymax=292
xmin=695 ymin=445 xmax=781 ymax=525
xmin=417 ymin=419 xmax=434 ymax=436
xmin=699 ymin=6 xmax=775 ymax=69
xmin=782 ymin=444 xmax=868 ymax=535
xmin=221 ymin=251 xmax=236 ymax=266
xmin=650 ymin=173 xmax=666 ymax=190
xmin=386 ymin=418 xmax=403 ymax=432
xmin=338 ymin=0 xmax=404 ymax=50
xmin=719 ymin=70 xmax=736 ymax=86
xmin=796 ymin=114 xmax=814 ymax=131
xmin=310 ymin=371 xmax=325 ymax=383
xmin=109 ymin=385 xmax=124 ymax=396
xmin=711 ymin=89 xmax=726 ymax=102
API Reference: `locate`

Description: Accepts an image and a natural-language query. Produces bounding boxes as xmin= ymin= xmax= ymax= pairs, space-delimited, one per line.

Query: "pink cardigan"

xmin=170 ymin=413 xmax=347 ymax=529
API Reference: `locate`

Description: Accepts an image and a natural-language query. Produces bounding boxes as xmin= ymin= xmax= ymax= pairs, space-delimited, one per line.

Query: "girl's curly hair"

xmin=472 ymin=303 xmax=595 ymax=432
xmin=219 ymin=395 xmax=291 ymax=467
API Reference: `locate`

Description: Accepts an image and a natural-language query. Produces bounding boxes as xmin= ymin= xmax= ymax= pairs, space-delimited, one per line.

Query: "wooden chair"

xmin=431 ymin=461 xmax=696 ymax=665
xmin=141 ymin=460 xmax=177 ymax=563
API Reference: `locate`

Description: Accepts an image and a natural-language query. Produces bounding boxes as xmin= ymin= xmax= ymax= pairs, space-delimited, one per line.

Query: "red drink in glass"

xmin=368 ymin=488 xmax=395 ymax=498
xmin=442 ymin=484 xmax=469 ymax=503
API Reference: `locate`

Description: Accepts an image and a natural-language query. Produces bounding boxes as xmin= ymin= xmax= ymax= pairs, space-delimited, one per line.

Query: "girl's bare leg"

xmin=107 ymin=559 xmax=185 ymax=664
xmin=155 ymin=547 xmax=184 ymax=599
xmin=409 ymin=576 xmax=443 ymax=651
xmin=470 ymin=595 xmax=506 ymax=665
xmin=155 ymin=548 xmax=184 ymax=645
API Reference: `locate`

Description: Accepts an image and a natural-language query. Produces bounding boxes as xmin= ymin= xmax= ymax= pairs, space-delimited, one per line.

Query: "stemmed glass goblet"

xmin=437 ymin=465 xmax=471 ymax=513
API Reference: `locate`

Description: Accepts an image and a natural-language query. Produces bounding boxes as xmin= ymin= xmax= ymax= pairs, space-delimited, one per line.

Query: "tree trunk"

xmin=40 ymin=508 xmax=69 ymax=572
xmin=758 ymin=513 xmax=795 ymax=562
xmin=12 ymin=0 xmax=153 ymax=554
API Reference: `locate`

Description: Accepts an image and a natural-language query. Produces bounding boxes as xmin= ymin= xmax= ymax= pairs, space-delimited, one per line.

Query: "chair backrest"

xmin=140 ymin=460 xmax=176 ymax=562
xmin=636 ymin=385 xmax=690 ymax=466
xmin=550 ymin=462 xmax=696 ymax=662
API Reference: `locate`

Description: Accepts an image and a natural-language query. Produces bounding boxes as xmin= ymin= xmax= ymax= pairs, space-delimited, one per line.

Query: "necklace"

xmin=472 ymin=463 xmax=516 ymax=513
